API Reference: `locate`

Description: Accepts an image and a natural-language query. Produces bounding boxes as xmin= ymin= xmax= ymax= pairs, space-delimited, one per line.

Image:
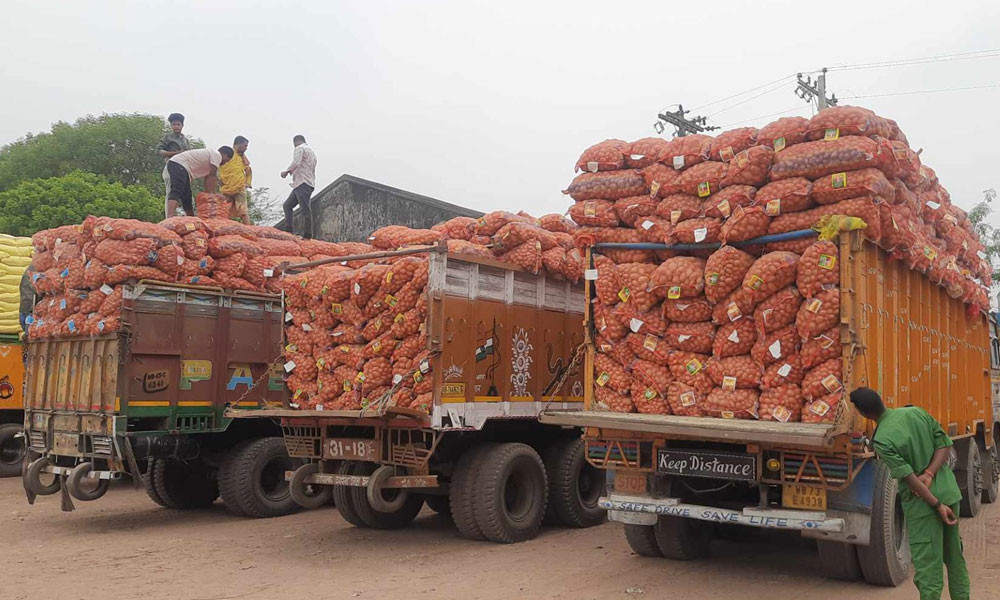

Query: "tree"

xmin=0 ymin=113 xmax=202 ymax=197
xmin=968 ymin=188 xmax=1000 ymax=285
xmin=0 ymin=171 xmax=161 ymax=236
xmin=248 ymin=187 xmax=283 ymax=226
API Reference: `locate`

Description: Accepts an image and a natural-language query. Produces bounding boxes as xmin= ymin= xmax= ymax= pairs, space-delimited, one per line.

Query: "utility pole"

xmin=795 ymin=68 xmax=838 ymax=111
xmin=654 ymin=104 xmax=719 ymax=137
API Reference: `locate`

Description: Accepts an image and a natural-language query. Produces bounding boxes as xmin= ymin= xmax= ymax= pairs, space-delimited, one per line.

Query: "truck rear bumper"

xmin=42 ymin=464 xmax=122 ymax=480
xmin=602 ymin=493 xmax=844 ymax=533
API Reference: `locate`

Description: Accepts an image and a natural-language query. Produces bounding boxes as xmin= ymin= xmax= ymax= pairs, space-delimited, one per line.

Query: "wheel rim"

xmin=576 ymin=462 xmax=603 ymax=508
xmin=259 ymin=456 xmax=293 ymax=501
xmin=972 ymin=448 xmax=984 ymax=498
xmin=892 ymin=494 xmax=906 ymax=560
xmin=991 ymin=443 xmax=1000 ymax=490
xmin=0 ymin=434 xmax=25 ymax=465
xmin=503 ymin=462 xmax=537 ymax=523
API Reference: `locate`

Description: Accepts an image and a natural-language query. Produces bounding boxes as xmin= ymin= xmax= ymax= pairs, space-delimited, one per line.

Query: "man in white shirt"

xmin=280 ymin=135 xmax=318 ymax=239
xmin=166 ymin=146 xmax=234 ymax=217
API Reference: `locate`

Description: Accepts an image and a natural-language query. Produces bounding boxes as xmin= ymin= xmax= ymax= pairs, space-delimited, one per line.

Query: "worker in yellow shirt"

xmin=218 ymin=135 xmax=253 ymax=224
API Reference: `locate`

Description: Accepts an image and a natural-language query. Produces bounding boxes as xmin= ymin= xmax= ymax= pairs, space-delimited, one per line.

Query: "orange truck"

xmin=541 ymin=231 xmax=999 ymax=586
xmin=0 ymin=335 xmax=25 ymax=477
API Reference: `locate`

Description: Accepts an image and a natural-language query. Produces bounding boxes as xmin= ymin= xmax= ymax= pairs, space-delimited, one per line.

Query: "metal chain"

xmin=541 ymin=343 xmax=587 ymax=412
xmin=232 ymin=350 xmax=286 ymax=409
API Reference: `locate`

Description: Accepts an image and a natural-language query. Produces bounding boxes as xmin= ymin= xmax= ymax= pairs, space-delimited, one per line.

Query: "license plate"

xmin=613 ymin=471 xmax=646 ymax=494
xmin=324 ymin=438 xmax=377 ymax=461
xmin=782 ymin=484 xmax=827 ymax=511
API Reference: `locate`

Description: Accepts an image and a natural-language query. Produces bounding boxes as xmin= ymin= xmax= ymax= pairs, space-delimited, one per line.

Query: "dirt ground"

xmin=3 ymin=478 xmax=999 ymax=600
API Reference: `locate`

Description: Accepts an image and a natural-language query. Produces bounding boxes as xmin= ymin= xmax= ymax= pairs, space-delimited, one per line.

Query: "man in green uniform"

xmin=849 ymin=387 xmax=970 ymax=600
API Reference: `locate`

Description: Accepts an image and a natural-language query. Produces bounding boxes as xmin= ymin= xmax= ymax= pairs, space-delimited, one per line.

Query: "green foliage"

xmin=968 ymin=188 xmax=1000 ymax=284
xmin=0 ymin=171 xmax=161 ymax=236
xmin=0 ymin=113 xmax=203 ymax=197
xmin=248 ymin=187 xmax=283 ymax=225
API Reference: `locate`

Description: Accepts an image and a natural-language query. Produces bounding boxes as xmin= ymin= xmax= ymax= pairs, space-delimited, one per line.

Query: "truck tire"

xmin=817 ymin=540 xmax=863 ymax=581
xmin=332 ymin=461 xmax=368 ymax=528
xmin=623 ymin=524 xmax=663 ymax=557
xmin=857 ymin=462 xmax=911 ymax=587
xmin=652 ymin=515 xmax=711 ymax=560
xmin=0 ymin=423 xmax=25 ymax=477
xmin=144 ymin=458 xmax=170 ymax=508
xmin=472 ymin=443 xmax=547 ymax=543
xmin=350 ymin=462 xmax=424 ymax=529
xmin=289 ymin=462 xmax=333 ymax=509
xmin=25 ymin=456 xmax=60 ymax=495
xmin=449 ymin=443 xmax=495 ymax=540
xmin=219 ymin=437 xmax=300 ymax=518
xmin=982 ymin=430 xmax=999 ymax=504
xmin=543 ymin=438 xmax=605 ymax=528
xmin=153 ymin=458 xmax=218 ymax=509
xmin=956 ymin=440 xmax=983 ymax=518
xmin=67 ymin=462 xmax=110 ymax=501
xmin=424 ymin=494 xmax=450 ymax=515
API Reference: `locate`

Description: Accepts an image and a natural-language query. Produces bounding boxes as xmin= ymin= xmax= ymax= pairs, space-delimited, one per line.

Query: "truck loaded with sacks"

xmin=539 ymin=106 xmax=1000 ymax=586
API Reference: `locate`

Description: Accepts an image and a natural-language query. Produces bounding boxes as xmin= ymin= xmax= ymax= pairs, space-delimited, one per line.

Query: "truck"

xmin=0 ymin=334 xmax=26 ymax=477
xmin=21 ymin=280 xmax=305 ymax=517
xmin=540 ymin=231 xmax=1000 ymax=585
xmin=234 ymin=246 xmax=606 ymax=542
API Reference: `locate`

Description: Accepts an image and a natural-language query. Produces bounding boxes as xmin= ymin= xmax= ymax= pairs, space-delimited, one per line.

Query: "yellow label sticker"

xmin=719 ymin=146 xmax=735 ymax=162
xmin=823 ymin=127 xmax=840 ymax=141
xmin=643 ymin=334 xmax=658 ymax=352
xmin=717 ymin=199 xmax=731 ymax=218
xmin=293 ymin=388 xmax=303 ymax=399
xmin=643 ymin=388 xmax=657 ymax=400
xmin=685 ymin=358 xmax=703 ymax=375
xmin=596 ymin=372 xmax=610 ymax=387
xmin=726 ymin=302 xmax=742 ymax=321
xmin=650 ymin=181 xmax=661 ymax=197
xmin=670 ymin=210 xmax=682 ymax=225
xmin=806 ymin=298 xmax=823 ymax=313
xmin=195 ymin=238 xmax=205 ymax=247
xmin=584 ymin=202 xmax=597 ymax=217
xmin=316 ymin=358 xmax=326 ymax=369
xmin=721 ymin=410 xmax=736 ymax=419
xmin=339 ymin=345 xmax=350 ymax=354
xmin=618 ymin=287 xmax=631 ymax=303
xmin=343 ymin=380 xmax=353 ymax=392
xmin=355 ymin=371 xmax=366 ymax=382
xmin=810 ymin=399 xmax=831 ymax=416
xmin=722 ymin=375 xmax=737 ymax=391
xmin=735 ymin=150 xmax=750 ymax=168
xmin=773 ymin=405 xmax=791 ymax=422
xmin=667 ymin=286 xmax=682 ymax=300
xmin=680 ymin=391 xmax=696 ymax=407
xmin=394 ymin=313 xmax=405 ymax=324
xmin=413 ymin=371 xmax=424 ymax=383
xmin=385 ymin=294 xmax=398 ymax=307
xmin=373 ymin=318 xmax=382 ymax=330
xmin=385 ymin=271 xmax=394 ymax=284
xmin=746 ymin=275 xmax=764 ymax=291
xmin=923 ymin=246 xmax=938 ymax=261
xmin=185 ymin=223 xmax=196 ymax=231
xmin=697 ymin=181 xmax=711 ymax=198
xmin=706 ymin=273 xmax=720 ymax=286
xmin=331 ymin=303 xmax=343 ymax=315
xmin=821 ymin=374 xmax=842 ymax=393
xmin=830 ymin=172 xmax=847 ymax=189
xmin=818 ymin=254 xmax=836 ymax=270
xmin=372 ymin=340 xmax=382 ymax=353
xmin=773 ymin=136 xmax=786 ymax=152
xmin=765 ymin=198 xmax=781 ymax=216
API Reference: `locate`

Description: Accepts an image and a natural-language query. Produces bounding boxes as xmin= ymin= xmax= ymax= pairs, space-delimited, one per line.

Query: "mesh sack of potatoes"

xmin=757 ymin=116 xmax=810 ymax=152
xmin=497 ymin=241 xmax=543 ymax=274
xmin=539 ymin=213 xmax=575 ymax=234
xmin=795 ymin=288 xmax=840 ymax=338
xmin=657 ymin=134 xmax=712 ymax=171
xmin=753 ymin=286 xmax=802 ymax=333
xmin=595 ymin=352 xmax=633 ymax=393
xmin=674 ymin=161 xmax=728 ymax=198
xmin=666 ymin=382 xmax=706 ymax=417
xmin=674 ymin=217 xmax=723 ymax=245
xmin=492 ymin=222 xmax=558 ymax=253
xmin=761 ymin=354 xmax=805 ymax=389
xmin=801 ymin=358 xmax=844 ymax=400
xmin=575 ymin=139 xmax=627 ymax=172
xmin=662 ymin=297 xmax=713 ymax=323
xmin=703 ymin=185 xmax=756 ymax=219
xmin=720 ymin=206 xmax=770 ymax=243
xmin=742 ymin=251 xmax=799 ymax=305
xmin=704 ymin=388 xmax=759 ymax=419
xmin=751 ymin=324 xmax=799 ymax=366
xmin=627 ymin=332 xmax=672 ymax=364
xmin=811 ymin=168 xmax=894 ymax=206
xmin=613 ymin=195 xmax=659 ymax=227
xmin=755 ymin=178 xmax=815 ymax=217
xmin=769 ymin=136 xmax=882 ymax=181
xmin=801 ymin=326 xmax=840 ymax=369
xmin=665 ymin=321 xmax=716 ymax=354
xmin=709 ymin=127 xmax=758 ymax=162
xmin=617 ymin=303 xmax=669 ymax=337
xmin=194 ymin=193 xmax=231 ymax=219
xmin=631 ymin=359 xmax=674 ymax=396
xmin=649 ymin=256 xmax=705 ymax=299
xmin=631 ymin=381 xmax=672 ymax=415
xmin=666 ymin=351 xmax=714 ymax=394
xmin=758 ymin=385 xmax=804 ymax=422
xmin=712 ymin=288 xmax=756 ymax=325
xmin=596 ymin=335 xmax=638 ymax=370
xmin=655 ymin=194 xmax=703 ymax=225
xmin=713 ymin=318 xmax=757 ymax=358
xmin=624 ymin=137 xmax=670 ymax=169
xmin=703 ymin=246 xmax=755 ymax=304
xmin=719 ymin=146 xmax=773 ymax=188
xmin=805 ymin=106 xmax=891 ymax=140
xmin=706 ymin=355 xmax=763 ymax=389
xmin=614 ymin=263 xmax=659 ymax=312
xmin=802 ymin=393 xmax=841 ymax=424
xmin=641 ymin=163 xmax=682 ymax=198
xmin=564 ymin=170 xmax=648 ymax=201
xmin=594 ymin=383 xmax=635 ymax=413
xmin=796 ymin=241 xmax=840 ymax=297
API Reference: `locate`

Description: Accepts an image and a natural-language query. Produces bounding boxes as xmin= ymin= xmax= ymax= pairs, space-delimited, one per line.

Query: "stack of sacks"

xmin=0 ymin=234 xmax=33 ymax=334
xmin=573 ymin=105 xmax=988 ymax=423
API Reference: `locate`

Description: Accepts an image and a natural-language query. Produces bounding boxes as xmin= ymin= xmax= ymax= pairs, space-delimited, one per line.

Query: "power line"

xmin=841 ymin=83 xmax=1000 ymax=99
xmin=715 ymin=105 xmax=811 ymax=129
xmin=689 ymin=74 xmax=796 ymax=112
xmin=705 ymin=79 xmax=794 ymax=117
xmin=827 ymin=49 xmax=1000 ymax=72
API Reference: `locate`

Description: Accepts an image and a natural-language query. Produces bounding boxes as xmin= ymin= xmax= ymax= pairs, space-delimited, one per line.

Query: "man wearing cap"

xmin=157 ymin=113 xmax=191 ymax=216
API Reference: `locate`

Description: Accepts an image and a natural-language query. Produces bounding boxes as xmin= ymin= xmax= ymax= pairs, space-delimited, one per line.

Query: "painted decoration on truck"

xmin=511 ymin=327 xmax=533 ymax=397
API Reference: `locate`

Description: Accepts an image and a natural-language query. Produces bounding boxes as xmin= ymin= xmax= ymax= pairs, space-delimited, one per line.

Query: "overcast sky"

xmin=2 ymin=0 xmax=999 ymax=221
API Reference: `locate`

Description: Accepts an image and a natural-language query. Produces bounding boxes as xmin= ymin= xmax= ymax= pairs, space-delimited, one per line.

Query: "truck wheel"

xmin=956 ymin=440 xmax=983 ymax=518
xmin=623 ymin=524 xmax=663 ymax=557
xmin=351 ymin=463 xmax=424 ymax=529
xmin=543 ymin=438 xmax=605 ymax=528
xmin=817 ymin=540 xmax=863 ymax=580
xmin=982 ymin=431 xmax=999 ymax=504
xmin=25 ymin=456 xmax=60 ymax=495
xmin=332 ymin=461 xmax=368 ymax=528
xmin=472 ymin=443 xmax=547 ymax=543
xmin=219 ymin=437 xmax=300 ymax=518
xmin=652 ymin=515 xmax=711 ymax=560
xmin=67 ymin=462 xmax=110 ymax=501
xmin=424 ymin=494 xmax=450 ymax=515
xmin=449 ymin=443 xmax=495 ymax=540
xmin=289 ymin=462 xmax=333 ymax=509
xmin=144 ymin=458 xmax=170 ymax=508
xmin=154 ymin=458 xmax=218 ymax=509
xmin=0 ymin=423 xmax=25 ymax=477
xmin=857 ymin=462 xmax=911 ymax=587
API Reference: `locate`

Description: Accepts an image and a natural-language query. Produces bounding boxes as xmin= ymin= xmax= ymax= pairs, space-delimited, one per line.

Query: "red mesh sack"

xmin=703 ymin=185 xmax=756 ymax=219
xmin=361 ymin=357 xmax=393 ymax=387
xmin=655 ymin=194 xmax=703 ymax=225
xmin=759 ymin=385 xmax=804 ymax=422
xmin=298 ymin=239 xmax=347 ymax=257
xmin=593 ymin=302 xmax=627 ymax=342
xmin=447 ymin=240 xmax=493 ymax=260
xmin=631 ymin=360 xmax=673 ymax=396
xmin=31 ymin=250 xmax=54 ymax=272
xmin=666 ymin=382 xmax=706 ymax=417
xmin=595 ymin=352 xmax=632 ymax=393
xmin=753 ymin=286 xmax=802 ymax=333
xmin=159 ymin=216 xmax=209 ymax=235
xmin=801 ymin=326 xmax=840 ymax=369
xmin=208 ymin=235 xmax=264 ymax=258
xmin=802 ymin=393 xmax=841 ymax=424
xmin=712 ymin=288 xmax=755 ymax=325
xmin=252 ymin=226 xmax=298 ymax=242
xmin=255 ymin=237 xmax=302 ymax=257
xmin=596 ymin=335 xmax=637 ymax=370
xmin=706 ymin=355 xmax=762 ymax=389
xmin=768 ymin=197 xmax=881 ymax=242
xmin=152 ymin=244 xmax=184 ymax=277
xmin=577 ymin=228 xmax=657 ymax=265
xmin=763 ymin=237 xmax=815 ymax=255
xmin=742 ymin=251 xmax=799 ymax=304
xmin=755 ymin=178 xmax=814 ymax=216
xmin=618 ymin=304 xmax=669 ymax=338
xmin=674 ymin=218 xmax=722 ymax=245
xmin=757 ymin=116 xmax=809 ymax=152
xmin=575 ymin=139 xmax=627 ymax=172
xmin=350 ymin=264 xmax=391 ymax=307
xmin=541 ymin=247 xmax=568 ymax=279
xmin=649 ymin=257 xmax=705 ymax=299
xmin=77 ymin=289 xmax=105 ymax=314
xmin=806 ymin=106 xmax=890 ymax=140
xmin=215 ymin=253 xmax=248 ymax=276
xmin=593 ymin=256 xmax=622 ymax=305
xmin=492 ymin=222 xmax=557 ymax=252
xmin=666 ymin=351 xmax=713 ymax=394
xmin=641 ymin=163 xmax=682 ymax=198
xmin=30 ymin=270 xmax=63 ymax=296
xmin=181 ymin=231 xmax=209 ymax=260
xmin=613 ymin=196 xmax=659 ymax=227
xmin=674 ymin=161 xmax=728 ymax=198
xmin=564 ymin=170 xmax=647 ymax=201
xmin=498 ymin=241 xmax=543 ymax=274
xmin=720 ymin=206 xmax=770 ymax=243
xmin=703 ymin=246 xmax=755 ymax=304
xmin=627 ymin=332 xmax=671 ymax=364
xmin=564 ymin=248 xmax=585 ymax=283
xmin=594 ymin=384 xmax=635 ymax=413
xmin=95 ymin=238 xmax=157 ymax=266
xmin=240 ymin=256 xmax=269 ymax=288
xmin=474 ymin=211 xmax=532 ymax=236
xmin=710 ymin=127 xmax=758 ymax=162
xmin=378 ymin=257 xmax=423 ymax=296
xmin=632 ymin=381 xmax=671 ymax=415
xmin=624 ymin=137 xmax=670 ymax=169
xmin=633 ymin=216 xmax=674 ymax=245
xmin=719 ymin=146 xmax=773 ymax=188
xmin=539 ymin=214 xmax=575 ymax=234
xmin=107 ymin=266 xmax=173 ymax=285
xmin=665 ymin=322 xmax=716 ymax=354
xmin=662 ymin=297 xmax=713 ymax=323
xmin=331 ymin=321 xmax=366 ymax=345
xmin=812 ymin=168 xmax=893 ymax=205
xmin=203 ymin=218 xmax=255 ymax=239
xmin=391 ymin=307 xmax=424 ymax=339
xmin=195 ymin=193 xmax=230 ymax=219
xmin=713 ymin=319 xmax=757 ymax=358
xmin=88 ymin=218 xmax=180 ymax=246
xmin=214 ymin=272 xmax=260 ymax=293
xmin=568 ymin=200 xmax=619 ymax=228
xmin=801 ymin=358 xmax=844 ymax=400
xmin=751 ymin=325 xmax=799 ymax=366
xmin=361 ymin=315 xmax=392 ymax=342
xmin=704 ymin=388 xmax=759 ymax=419
xmin=614 ymin=263 xmax=659 ymax=312
xmin=797 ymin=241 xmax=840 ymax=297
xmin=657 ymin=135 xmax=712 ymax=171
xmin=762 ymin=355 xmax=805 ymax=389
xmin=770 ymin=137 xmax=881 ymax=181
xmin=796 ymin=289 xmax=840 ymax=339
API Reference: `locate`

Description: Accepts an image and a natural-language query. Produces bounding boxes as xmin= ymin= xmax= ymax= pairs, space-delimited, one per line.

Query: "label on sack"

xmin=373 ymin=318 xmax=383 ymax=331
xmin=353 ymin=283 xmax=361 ymax=295
xmin=331 ymin=303 xmax=343 ymax=315
xmin=706 ymin=272 xmax=720 ymax=286
xmin=726 ymin=302 xmax=742 ymax=321
xmin=392 ymin=374 xmax=403 ymax=385
xmin=693 ymin=228 xmax=708 ymax=243
xmin=618 ymin=287 xmax=631 ymax=303
xmin=195 ymin=238 xmax=205 ymax=247
xmin=584 ymin=269 xmax=598 ymax=281
xmin=722 ymin=376 xmax=737 ymax=391
xmin=185 ymin=222 xmax=196 ymax=231
xmin=283 ymin=361 xmax=296 ymax=373
xmin=697 ymin=182 xmax=711 ymax=198
xmin=680 ymin=391 xmax=696 ymax=407
xmin=734 ymin=150 xmax=750 ymax=169
xmin=810 ymin=400 xmax=831 ymax=416
xmin=584 ymin=202 xmax=597 ymax=217
xmin=819 ymin=334 xmax=836 ymax=349
xmin=649 ymin=181 xmax=661 ymax=197
xmin=641 ymin=220 xmax=655 ymax=231
xmin=977 ymin=250 xmax=987 ymax=259
xmin=670 ymin=210 xmax=682 ymax=225
xmin=720 ymin=146 xmax=736 ymax=162
xmin=821 ymin=374 xmax=843 ymax=393
xmin=301 ymin=323 xmax=313 ymax=332
xmin=777 ymin=363 xmax=793 ymax=377
xmin=685 ymin=358 xmax=702 ymax=375
xmin=643 ymin=335 xmax=658 ymax=351
xmin=643 ymin=388 xmax=657 ymax=400
xmin=746 ymin=275 xmax=764 ymax=291
xmin=773 ymin=405 xmax=792 ymax=422
xmin=818 ymin=254 xmax=836 ymax=270
xmin=356 ymin=371 xmax=366 ymax=383
xmin=419 ymin=359 xmax=431 ymax=373
xmin=765 ymin=199 xmax=781 ymax=216
xmin=60 ymin=299 xmax=67 ymax=310
xmin=727 ymin=329 xmax=740 ymax=343
xmin=385 ymin=294 xmax=399 ymax=307
xmin=926 ymin=200 xmax=941 ymax=210
xmin=831 ymin=172 xmax=847 ymax=189
xmin=316 ymin=358 xmax=326 ymax=369
xmin=806 ymin=298 xmax=822 ymax=313
xmin=721 ymin=410 xmax=735 ymax=420
xmin=667 ymin=286 xmax=682 ymax=300
xmin=394 ymin=313 xmax=405 ymax=324
xmin=587 ymin=161 xmax=599 ymax=173
xmin=629 ymin=318 xmax=644 ymax=333
xmin=716 ymin=200 xmax=731 ymax=218
xmin=676 ymin=303 xmax=690 ymax=311
xmin=344 ymin=380 xmax=354 ymax=392
xmin=677 ymin=334 xmax=692 ymax=343
xmin=823 ymin=128 xmax=840 ymax=141
xmin=100 ymin=283 xmax=114 ymax=295
xmin=773 ymin=136 xmax=786 ymax=152
xmin=673 ymin=155 xmax=685 ymax=170
xmin=769 ymin=339 xmax=782 ymax=359
xmin=922 ymin=246 xmax=938 ymax=261
xmin=944 ymin=214 xmax=958 ymax=225
xmin=284 ymin=311 xmax=294 ymax=322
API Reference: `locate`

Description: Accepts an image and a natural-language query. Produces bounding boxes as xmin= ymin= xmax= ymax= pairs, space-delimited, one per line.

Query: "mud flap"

xmin=22 ymin=453 xmax=36 ymax=506
xmin=60 ymin=473 xmax=75 ymax=512
xmin=121 ymin=436 xmax=143 ymax=490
